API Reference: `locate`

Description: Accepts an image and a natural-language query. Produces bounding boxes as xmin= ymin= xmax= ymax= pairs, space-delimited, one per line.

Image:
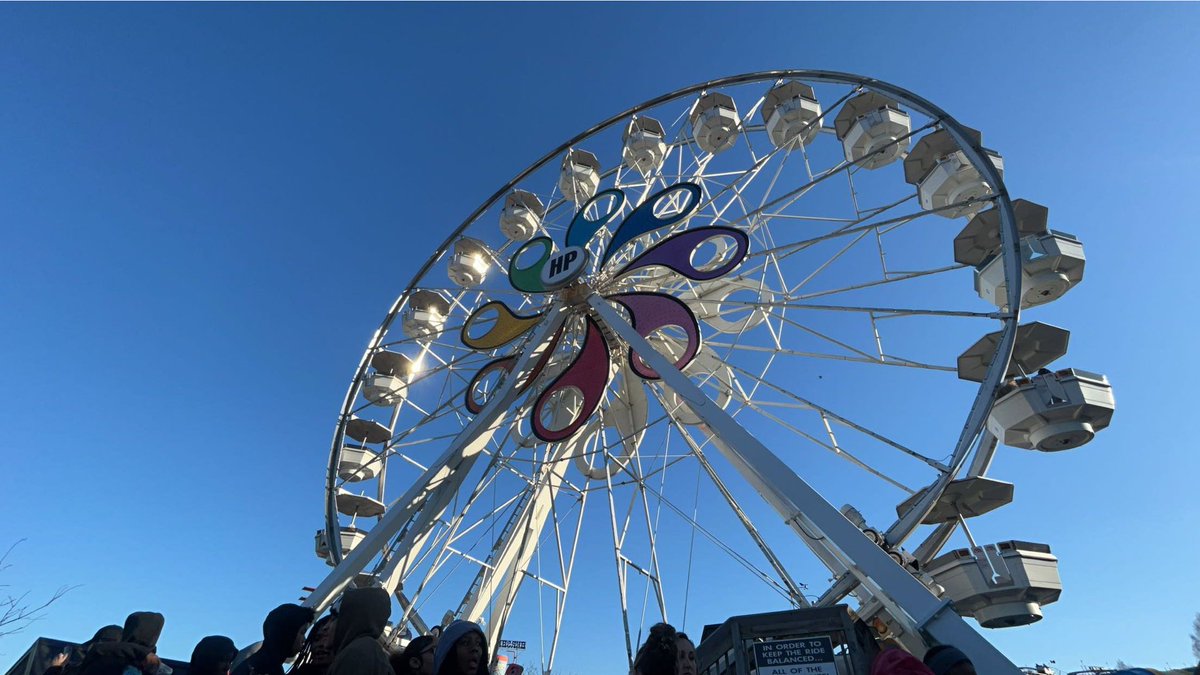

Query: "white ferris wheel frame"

xmin=307 ymin=70 xmax=1025 ymax=674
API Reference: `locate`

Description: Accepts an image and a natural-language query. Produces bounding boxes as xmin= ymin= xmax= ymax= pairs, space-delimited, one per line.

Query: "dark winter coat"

xmin=232 ymin=604 xmax=315 ymax=675
xmin=77 ymin=613 xmax=165 ymax=675
xmin=46 ymin=625 xmax=124 ymax=675
xmin=325 ymin=588 xmax=394 ymax=675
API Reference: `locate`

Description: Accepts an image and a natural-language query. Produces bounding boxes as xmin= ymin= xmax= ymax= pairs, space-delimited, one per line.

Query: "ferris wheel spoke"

xmin=719 ymin=155 xmax=858 ymax=232
xmin=709 ymin=340 xmax=956 ymax=374
xmin=718 ymin=299 xmax=999 ymax=320
xmin=708 ymin=339 xmax=951 ymax=373
xmin=377 ymin=322 xmax=469 ymax=350
xmin=750 ymin=200 xmax=924 ymax=271
xmin=380 ymin=390 xmax=475 ymax=453
xmin=758 ymin=308 xmax=880 ymax=361
xmin=628 ymin=454 xmax=798 ymax=603
xmin=789 ymin=263 xmax=968 ymax=301
xmin=389 ymin=445 xmax=522 ymax=626
xmin=651 ymin=388 xmax=811 ymax=606
xmin=721 ymin=360 xmax=949 ymax=471
xmin=631 ymin=431 xmax=669 ymax=622
xmin=734 ymin=94 xmax=769 ymax=164
xmin=734 ymin=395 xmax=917 ymax=493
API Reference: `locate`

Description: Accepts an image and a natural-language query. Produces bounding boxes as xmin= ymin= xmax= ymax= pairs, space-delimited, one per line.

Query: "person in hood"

xmin=391 ymin=635 xmax=436 ymax=675
xmin=233 ymin=604 xmax=315 ymax=675
xmin=870 ymin=649 xmax=935 ymax=675
xmin=46 ymin=624 xmax=124 ymax=675
xmin=78 ymin=612 xmax=165 ymax=675
xmin=433 ymin=621 xmax=488 ymax=675
xmin=190 ymin=636 xmax=238 ymax=675
xmin=326 ymin=588 xmax=394 ymax=675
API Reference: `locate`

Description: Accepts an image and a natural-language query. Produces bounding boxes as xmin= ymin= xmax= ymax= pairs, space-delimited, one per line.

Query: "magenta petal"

xmin=530 ymin=317 xmax=612 ymax=443
xmin=609 ymin=292 xmax=700 ymax=380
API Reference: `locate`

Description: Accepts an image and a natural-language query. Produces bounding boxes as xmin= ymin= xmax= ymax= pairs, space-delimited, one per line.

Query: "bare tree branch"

xmin=0 ymin=540 xmax=76 ymax=639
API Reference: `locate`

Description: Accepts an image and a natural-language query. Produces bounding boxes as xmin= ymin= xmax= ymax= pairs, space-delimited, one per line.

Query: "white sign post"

xmin=751 ymin=636 xmax=837 ymax=675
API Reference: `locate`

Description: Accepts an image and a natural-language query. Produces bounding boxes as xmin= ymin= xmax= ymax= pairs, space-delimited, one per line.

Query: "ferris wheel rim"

xmin=314 ymin=70 xmax=1036 ymax=662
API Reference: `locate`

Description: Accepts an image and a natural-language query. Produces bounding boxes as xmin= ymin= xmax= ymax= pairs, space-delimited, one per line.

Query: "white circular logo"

xmin=539 ymin=245 xmax=588 ymax=289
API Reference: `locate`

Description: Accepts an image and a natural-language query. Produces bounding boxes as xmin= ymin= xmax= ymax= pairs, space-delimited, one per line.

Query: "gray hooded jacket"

xmin=326 ymin=588 xmax=395 ymax=675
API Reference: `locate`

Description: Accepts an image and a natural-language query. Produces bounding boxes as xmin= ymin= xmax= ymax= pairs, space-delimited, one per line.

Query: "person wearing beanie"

xmin=326 ymin=587 xmax=394 ymax=675
xmin=391 ymin=635 xmax=436 ymax=675
xmin=870 ymin=649 xmax=935 ymax=675
xmin=433 ymin=621 xmax=488 ymax=675
xmin=922 ymin=646 xmax=975 ymax=675
xmin=78 ymin=612 xmax=166 ymax=675
xmin=190 ymin=636 xmax=238 ymax=675
xmin=233 ymin=604 xmax=315 ymax=675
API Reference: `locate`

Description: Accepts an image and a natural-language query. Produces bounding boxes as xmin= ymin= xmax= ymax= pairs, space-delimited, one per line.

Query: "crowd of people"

xmin=41 ymin=595 xmax=1161 ymax=675
xmin=39 ymin=588 xmax=489 ymax=675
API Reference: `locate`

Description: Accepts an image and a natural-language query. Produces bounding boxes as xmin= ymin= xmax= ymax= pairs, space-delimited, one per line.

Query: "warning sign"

xmin=751 ymin=636 xmax=837 ymax=675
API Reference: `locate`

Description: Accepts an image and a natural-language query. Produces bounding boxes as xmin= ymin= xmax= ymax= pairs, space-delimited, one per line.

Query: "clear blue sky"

xmin=2 ymin=2 xmax=1197 ymax=673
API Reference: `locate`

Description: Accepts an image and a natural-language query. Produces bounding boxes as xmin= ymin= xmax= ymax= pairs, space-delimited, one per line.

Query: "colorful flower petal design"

xmin=460 ymin=181 xmax=749 ymax=443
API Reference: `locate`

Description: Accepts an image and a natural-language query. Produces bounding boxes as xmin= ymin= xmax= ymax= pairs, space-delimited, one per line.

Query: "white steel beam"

xmin=459 ymin=436 xmax=577 ymax=647
xmin=587 ymin=294 xmax=1021 ymax=674
xmin=305 ymin=303 xmax=568 ymax=612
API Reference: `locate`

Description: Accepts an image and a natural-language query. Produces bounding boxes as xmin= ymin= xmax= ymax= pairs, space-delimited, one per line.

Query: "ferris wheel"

xmin=304 ymin=71 xmax=1115 ymax=673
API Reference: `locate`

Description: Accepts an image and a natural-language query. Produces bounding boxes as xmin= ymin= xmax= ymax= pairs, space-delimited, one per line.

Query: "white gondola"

xmin=926 ymin=541 xmax=1062 ymax=628
xmin=345 ymin=416 xmax=390 ymax=444
xmin=338 ymin=443 xmax=381 ymax=482
xmin=314 ymin=529 xmax=329 ymax=560
xmin=339 ymin=416 xmax=389 ymax=482
xmin=904 ymin=127 xmax=1003 ymax=219
xmin=957 ymin=322 xmax=1070 ymax=383
xmin=448 ymin=237 xmax=492 ymax=288
xmin=362 ymin=350 xmax=413 ymax=407
xmin=895 ymin=477 xmax=1014 ymax=523
xmin=834 ymin=91 xmax=911 ymax=168
xmin=401 ymin=290 xmax=451 ymax=341
xmin=690 ymin=92 xmax=740 ymax=154
xmin=558 ymin=149 xmax=601 ymax=204
xmin=953 ymin=199 xmax=1049 ymax=265
xmin=622 ymin=117 xmax=667 ymax=175
xmin=987 ymin=368 xmax=1115 ymax=451
xmin=499 ymin=190 xmax=545 ymax=242
xmin=977 ymin=232 xmax=1086 ymax=310
xmin=335 ymin=489 xmax=387 ymax=518
xmin=314 ymin=527 xmax=369 ymax=566
xmin=762 ymin=81 xmax=822 ymax=148
xmin=955 ymin=200 xmax=1086 ymax=310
